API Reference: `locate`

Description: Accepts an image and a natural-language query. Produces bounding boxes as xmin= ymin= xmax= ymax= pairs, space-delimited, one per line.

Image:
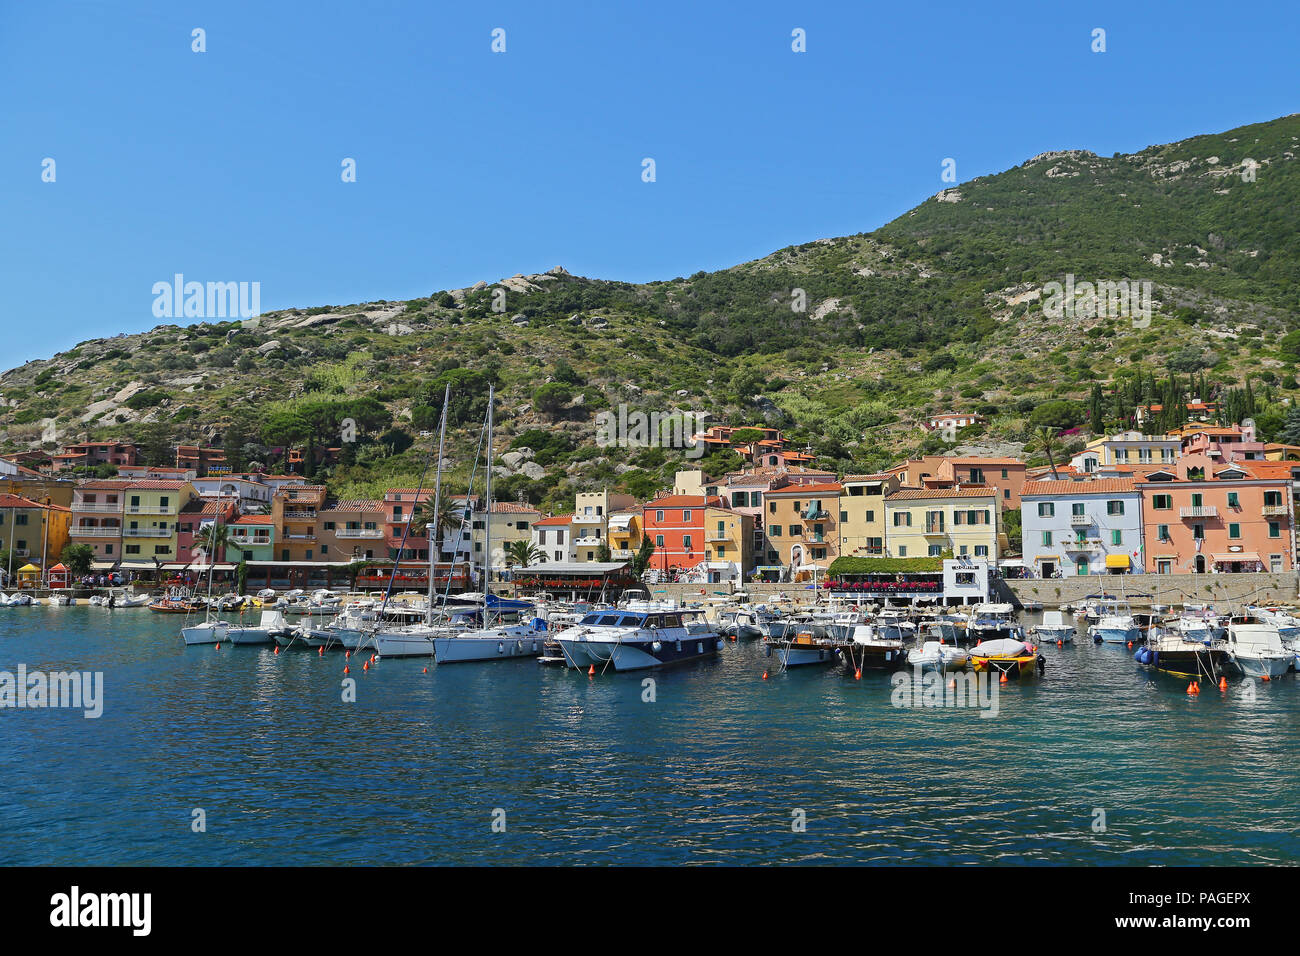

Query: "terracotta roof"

xmin=534 ymin=514 xmax=572 ymax=526
xmin=643 ymin=495 xmax=714 ymax=507
xmin=180 ymin=498 xmax=227 ymax=515
xmin=74 ymin=479 xmax=137 ymax=490
xmin=231 ymin=515 xmax=274 ymax=526
xmin=322 ymin=499 xmax=384 ymax=512
xmin=126 ymin=480 xmax=188 ymax=490
xmin=842 ymin=473 xmax=895 ymax=482
xmin=488 ymin=502 xmax=541 ymax=513
xmin=1022 ymin=478 xmax=1138 ymax=496
xmin=886 ymin=486 xmax=997 ymax=501
xmin=948 ymin=457 xmax=1025 ymax=466
xmin=764 ymin=483 xmax=842 ymax=496
xmin=0 ymin=494 xmax=46 ymax=508
xmin=1236 ymin=461 xmax=1300 ymax=480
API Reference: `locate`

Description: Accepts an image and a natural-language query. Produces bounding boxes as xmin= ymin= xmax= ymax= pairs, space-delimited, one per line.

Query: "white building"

xmin=531 ymin=515 xmax=575 ymax=564
xmin=1020 ymin=478 xmax=1145 ymax=577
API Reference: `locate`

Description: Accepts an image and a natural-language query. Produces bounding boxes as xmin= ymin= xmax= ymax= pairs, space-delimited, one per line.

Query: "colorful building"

xmin=702 ymin=504 xmax=754 ymax=582
xmin=607 ymin=510 xmax=643 ymax=562
xmin=532 ymin=514 xmax=574 ymax=564
xmin=176 ymin=497 xmax=239 ymax=565
xmin=272 ymin=484 xmax=327 ymax=562
xmin=317 ymin=499 xmax=384 ymax=563
xmin=640 ymin=495 xmax=718 ymax=578
xmin=838 ymin=472 xmax=902 ymax=558
xmin=1020 ymin=478 xmax=1144 ymax=577
xmin=1138 ymin=455 xmax=1295 ymax=574
xmin=69 ymin=478 xmax=134 ymax=565
xmin=227 ymin=514 xmax=276 ymax=563
xmin=762 ymin=483 xmax=842 ymax=572
xmin=472 ymin=501 xmax=542 ymax=574
xmin=572 ymin=490 xmax=637 ymax=562
xmin=120 ymin=480 xmax=196 ymax=570
xmin=0 ymin=494 xmax=72 ymax=579
xmin=884 ymin=487 xmax=999 ymax=561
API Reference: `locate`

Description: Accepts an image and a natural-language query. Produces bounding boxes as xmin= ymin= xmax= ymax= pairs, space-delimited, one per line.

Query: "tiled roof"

xmin=534 ymin=514 xmax=572 ymax=526
xmin=322 ymin=499 xmax=384 ymax=512
xmin=842 ymin=473 xmax=894 ymax=482
xmin=0 ymin=494 xmax=45 ymax=508
xmin=642 ymin=495 xmax=712 ymax=507
xmin=764 ymin=483 xmax=842 ymax=496
xmin=74 ymin=479 xmax=137 ymax=490
xmin=1022 ymin=478 xmax=1138 ymax=496
xmin=886 ymin=486 xmax=997 ymax=501
xmin=126 ymin=480 xmax=188 ymax=490
xmin=489 ymin=502 xmax=541 ymax=513
xmin=231 ymin=515 xmax=274 ymax=525
xmin=948 ymin=457 xmax=1025 ymax=466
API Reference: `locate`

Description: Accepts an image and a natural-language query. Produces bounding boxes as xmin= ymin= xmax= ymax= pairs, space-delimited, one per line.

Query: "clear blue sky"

xmin=3 ymin=0 xmax=1297 ymax=365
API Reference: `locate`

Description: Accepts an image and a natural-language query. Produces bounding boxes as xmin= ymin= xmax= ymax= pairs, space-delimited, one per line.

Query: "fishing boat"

xmin=556 ymin=607 xmax=723 ymax=671
xmin=1135 ymin=629 xmax=1231 ymax=680
xmin=1032 ymin=610 xmax=1075 ymax=644
xmin=967 ymin=603 xmax=1019 ymax=644
xmin=150 ymin=588 xmax=202 ymax=614
xmin=874 ymin=607 xmax=918 ymax=642
xmin=906 ymin=639 xmax=969 ymax=672
xmin=970 ymin=637 xmax=1042 ymax=676
xmin=1224 ymin=616 xmax=1293 ymax=678
xmin=1087 ymin=598 xmax=1141 ymax=644
xmin=826 ymin=614 xmax=906 ymax=671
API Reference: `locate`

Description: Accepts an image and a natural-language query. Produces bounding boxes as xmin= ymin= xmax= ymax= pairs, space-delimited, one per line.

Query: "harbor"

xmin=1 ymin=600 xmax=1297 ymax=866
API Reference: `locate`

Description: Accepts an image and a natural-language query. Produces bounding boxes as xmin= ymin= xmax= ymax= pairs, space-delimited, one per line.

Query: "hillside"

xmin=4 ymin=113 xmax=1299 ymax=511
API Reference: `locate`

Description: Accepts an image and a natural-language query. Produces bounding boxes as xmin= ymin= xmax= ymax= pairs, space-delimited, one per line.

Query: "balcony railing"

xmin=1064 ymin=539 xmax=1100 ymax=552
xmin=1180 ymin=506 xmax=1218 ymax=518
xmin=72 ymin=527 xmax=121 ymax=537
xmin=284 ymin=510 xmax=317 ymax=520
xmin=283 ymin=533 xmax=315 ymax=541
xmin=73 ymin=502 xmax=123 ymax=513
xmin=1261 ymin=505 xmax=1291 ymax=516
xmin=335 ymin=528 xmax=383 ymax=538
xmin=923 ymin=526 xmax=946 ymax=536
xmin=1069 ymin=513 xmax=1093 ymax=526
xmin=801 ymin=509 xmax=829 ymax=521
xmin=123 ymin=527 xmax=169 ymax=537
xmin=706 ymin=532 xmax=730 ymax=541
xmin=126 ymin=505 xmax=173 ymax=515
xmin=571 ymin=513 xmax=604 ymax=524
xmin=611 ymin=548 xmax=634 ymax=559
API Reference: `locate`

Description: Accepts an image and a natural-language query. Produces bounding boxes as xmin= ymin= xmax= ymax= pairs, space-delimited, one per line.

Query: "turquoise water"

xmin=1 ymin=606 xmax=1297 ymax=865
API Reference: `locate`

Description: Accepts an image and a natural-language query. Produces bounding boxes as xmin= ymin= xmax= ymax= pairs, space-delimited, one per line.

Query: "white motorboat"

xmin=1033 ymin=610 xmax=1075 ymax=644
xmin=2 ymin=592 xmax=34 ymax=607
xmin=182 ymin=608 xmax=291 ymax=646
xmin=558 ymin=608 xmax=723 ymax=671
xmin=48 ymin=593 xmax=73 ymax=606
xmin=1087 ymin=599 xmax=1141 ymax=644
xmin=1225 ymin=617 xmax=1293 ymax=678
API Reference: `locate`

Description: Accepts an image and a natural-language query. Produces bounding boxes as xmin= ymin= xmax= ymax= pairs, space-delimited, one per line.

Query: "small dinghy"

xmin=970 ymin=638 xmax=1042 ymax=676
xmin=1033 ymin=610 xmax=1075 ymax=644
xmin=907 ymin=640 xmax=969 ymax=672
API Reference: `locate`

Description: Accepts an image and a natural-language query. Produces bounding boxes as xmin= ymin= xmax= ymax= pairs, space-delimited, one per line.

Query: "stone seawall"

xmin=1003 ymin=572 xmax=1300 ymax=608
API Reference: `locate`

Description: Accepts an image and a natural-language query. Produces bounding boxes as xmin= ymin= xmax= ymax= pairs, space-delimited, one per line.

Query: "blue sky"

xmin=3 ymin=0 xmax=1297 ymax=364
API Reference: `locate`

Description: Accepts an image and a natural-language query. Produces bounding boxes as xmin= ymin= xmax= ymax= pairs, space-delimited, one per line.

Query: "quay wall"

xmin=1002 ymin=572 xmax=1300 ymax=608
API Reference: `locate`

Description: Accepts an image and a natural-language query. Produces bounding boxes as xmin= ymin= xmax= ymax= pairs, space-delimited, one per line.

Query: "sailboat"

xmin=432 ymin=384 xmax=547 ymax=664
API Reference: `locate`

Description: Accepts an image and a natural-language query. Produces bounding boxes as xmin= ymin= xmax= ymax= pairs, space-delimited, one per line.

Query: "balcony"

xmin=72 ymin=526 xmax=121 ymax=537
xmin=1069 ymin=513 xmax=1093 ymax=526
xmin=923 ymin=526 xmax=947 ymax=537
xmin=1064 ymin=539 xmax=1100 ymax=552
xmin=335 ymin=528 xmax=383 ymax=538
xmin=284 ymin=510 xmax=318 ymax=520
xmin=706 ymin=531 xmax=730 ymax=542
xmin=571 ymin=513 xmax=604 ymax=524
xmin=123 ymin=527 xmax=169 ymax=537
xmin=1261 ymin=505 xmax=1291 ymax=516
xmin=73 ymin=502 xmax=123 ymax=513
xmin=801 ymin=509 xmax=829 ymax=521
xmin=126 ymin=505 xmax=173 ymax=515
xmin=1180 ymin=506 xmax=1218 ymax=518
xmin=283 ymin=533 xmax=315 ymax=541
xmin=611 ymin=548 xmax=634 ymax=559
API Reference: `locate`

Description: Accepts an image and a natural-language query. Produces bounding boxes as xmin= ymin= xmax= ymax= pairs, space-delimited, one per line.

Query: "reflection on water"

xmin=0 ymin=607 xmax=1297 ymax=865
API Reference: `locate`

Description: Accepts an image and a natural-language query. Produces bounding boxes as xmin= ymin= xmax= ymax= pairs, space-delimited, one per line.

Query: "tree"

xmin=503 ymin=540 xmax=545 ymax=568
xmin=1029 ymin=400 xmax=1085 ymax=430
xmin=412 ymin=497 xmax=466 ymax=559
xmin=533 ymin=382 xmax=572 ymax=418
xmin=631 ymin=537 xmax=656 ymax=580
xmin=1033 ymin=426 xmax=1062 ymax=479
xmin=61 ymin=542 xmax=94 ymax=577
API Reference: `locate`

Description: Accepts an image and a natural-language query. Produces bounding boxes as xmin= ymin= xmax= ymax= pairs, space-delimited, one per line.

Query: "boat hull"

xmin=1233 ymin=654 xmax=1292 ymax=679
xmin=434 ymin=629 xmax=546 ymax=664
xmin=560 ymin=635 xmax=722 ymax=671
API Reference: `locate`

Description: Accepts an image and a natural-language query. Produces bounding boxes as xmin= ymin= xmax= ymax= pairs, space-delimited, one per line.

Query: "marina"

xmin=1 ymin=601 xmax=1297 ymax=866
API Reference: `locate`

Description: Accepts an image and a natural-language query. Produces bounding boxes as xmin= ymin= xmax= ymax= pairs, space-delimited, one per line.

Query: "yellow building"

xmin=572 ymin=490 xmax=637 ymax=562
xmin=0 ymin=494 xmax=72 ymax=579
xmin=762 ymin=482 xmax=841 ymax=570
xmin=607 ymin=510 xmax=642 ymax=562
xmin=884 ymin=487 xmax=999 ymax=561
xmin=703 ymin=505 xmax=753 ymax=581
xmin=471 ymin=502 xmax=542 ymax=574
xmin=838 ymin=472 xmax=902 ymax=558
xmin=120 ymin=480 xmax=196 ymax=570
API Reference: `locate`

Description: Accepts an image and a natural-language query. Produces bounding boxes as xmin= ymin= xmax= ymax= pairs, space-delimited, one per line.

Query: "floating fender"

xmin=515 ymin=640 xmax=523 ymax=652
xmin=764 ymin=643 xmax=772 ymax=658
xmin=497 ymin=641 xmax=504 ymax=654
xmin=697 ymin=642 xmax=703 ymax=654
xmin=676 ymin=640 xmax=682 ymax=652
xmin=1150 ymin=650 xmax=1158 ymax=667
xmin=1134 ymin=647 xmax=1147 ymax=664
xmin=652 ymin=641 xmax=663 ymax=653
xmin=715 ymin=639 xmax=724 ymax=651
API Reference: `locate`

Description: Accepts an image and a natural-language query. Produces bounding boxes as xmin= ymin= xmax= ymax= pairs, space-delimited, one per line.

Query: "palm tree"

xmin=503 ymin=540 xmax=545 ymax=569
xmin=1034 ymin=425 xmax=1062 ymax=480
xmin=196 ymin=522 xmax=231 ymax=564
xmin=411 ymin=497 xmax=466 ymax=561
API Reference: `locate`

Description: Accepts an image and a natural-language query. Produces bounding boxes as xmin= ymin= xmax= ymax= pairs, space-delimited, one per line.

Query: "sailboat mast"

xmin=483 ymin=383 xmax=495 ymax=623
xmin=426 ymin=384 xmax=450 ymax=626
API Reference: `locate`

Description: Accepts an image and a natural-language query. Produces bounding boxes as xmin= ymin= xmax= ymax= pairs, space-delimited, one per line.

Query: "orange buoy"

xmin=215 ymin=643 xmax=221 ymax=650
xmin=363 ymin=661 xmax=369 ymax=671
xmin=1262 ymin=674 xmax=1271 ymax=682
xmin=1057 ymin=640 xmax=1063 ymax=647
xmin=588 ymin=664 xmax=595 ymax=676
xmin=1187 ymin=681 xmax=1200 ymax=696
xmin=1127 ymin=641 xmax=1133 ymax=649
xmin=318 ymin=646 xmax=324 ymax=656
xmin=343 ymin=665 xmax=349 ymax=674
xmin=1218 ymin=676 xmax=1228 ymax=691
xmin=274 ymin=646 xmax=280 ymax=655
xmin=422 ymin=667 xmax=428 ymax=674
xmin=854 ymin=668 xmax=861 ymax=680
xmin=762 ymin=671 xmax=769 ymax=680
xmin=947 ymin=678 xmax=956 ymax=690
xmin=999 ymin=672 xmax=1008 ymax=684
xmin=345 ymin=650 xmax=351 ymax=659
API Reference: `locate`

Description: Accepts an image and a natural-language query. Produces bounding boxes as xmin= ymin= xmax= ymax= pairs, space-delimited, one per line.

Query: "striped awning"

xmin=1211 ymin=552 xmax=1260 ymax=563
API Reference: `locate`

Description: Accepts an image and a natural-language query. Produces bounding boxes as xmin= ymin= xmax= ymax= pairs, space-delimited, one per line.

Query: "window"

xmin=125 ymin=544 xmax=140 ymax=555
xmin=1157 ymin=524 xmax=1170 ymax=542
xmin=770 ymin=525 xmax=781 ymax=537
xmin=840 ymin=511 xmax=848 ymax=522
xmin=1111 ymin=530 xmax=1122 ymax=546
xmin=682 ymin=510 xmax=691 ymax=522
xmin=1227 ymin=492 xmax=1239 ymax=509
xmin=15 ymin=514 xmax=27 ymax=526
xmin=1107 ymin=500 xmax=1124 ymax=515
xmin=788 ymin=525 xmax=799 ymax=536
xmin=655 ymin=535 xmax=664 ymax=548
xmin=1037 ymin=502 xmax=1054 ymax=517
xmin=323 ymin=521 xmax=335 ymax=530
xmin=768 ymin=502 xmax=776 ymax=514
xmin=969 ymin=468 xmax=985 ymax=484
xmin=1264 ymin=491 xmax=1283 ymax=507
xmin=1229 ymin=523 xmax=1241 ymax=539
xmin=974 ymin=545 xmax=988 ymax=557
xmin=682 ymin=535 xmax=692 ymax=551
xmin=1042 ymin=531 xmax=1053 ymax=546
xmin=656 ymin=510 xmax=664 ymax=522
xmin=1269 ymin=521 xmax=1281 ymax=538
xmin=1001 ymin=469 xmax=1008 ymax=479
xmin=928 ymin=545 xmax=942 ymax=556
xmin=1003 ymin=489 xmax=1010 ymax=499
xmin=320 ymin=544 xmax=328 ymax=555
xmin=893 ymin=512 xmax=912 ymax=527
xmin=865 ymin=510 xmax=874 ymax=522
xmin=1072 ymin=502 xmax=1085 ymax=516
xmin=898 ymin=546 xmax=907 ymax=557
xmin=1156 ymin=559 xmax=1173 ymax=574
xmin=1152 ymin=494 xmax=1172 ymax=510
xmin=1193 ymin=524 xmax=1204 ymax=540
xmin=1191 ymin=493 xmax=1204 ymax=508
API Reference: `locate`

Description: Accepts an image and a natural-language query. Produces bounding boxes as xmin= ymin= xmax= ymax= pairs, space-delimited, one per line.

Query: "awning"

xmin=90 ymin=561 xmax=117 ymax=570
xmin=1211 ymin=552 xmax=1261 ymax=563
xmin=608 ymin=515 xmax=632 ymax=530
xmin=1105 ymin=555 xmax=1131 ymax=569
